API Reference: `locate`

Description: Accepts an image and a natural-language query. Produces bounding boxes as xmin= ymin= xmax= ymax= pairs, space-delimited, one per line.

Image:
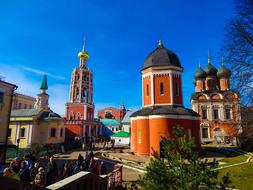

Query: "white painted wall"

xmin=112 ymin=137 xmax=130 ymax=145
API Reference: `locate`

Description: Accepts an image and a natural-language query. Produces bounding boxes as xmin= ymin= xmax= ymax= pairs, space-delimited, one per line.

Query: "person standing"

xmin=46 ymin=156 xmax=58 ymax=185
xmin=34 ymin=167 xmax=46 ymax=187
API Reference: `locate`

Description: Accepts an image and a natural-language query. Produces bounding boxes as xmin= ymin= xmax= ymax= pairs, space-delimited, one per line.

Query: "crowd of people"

xmin=3 ymin=151 xmax=107 ymax=188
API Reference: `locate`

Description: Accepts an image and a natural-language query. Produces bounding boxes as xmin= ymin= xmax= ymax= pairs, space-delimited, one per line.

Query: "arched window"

xmin=77 ymin=74 xmax=80 ymax=80
xmin=175 ymin=83 xmax=179 ymax=96
xmin=160 ymin=82 xmax=164 ymax=95
xmin=75 ymin=87 xmax=79 ymax=97
xmin=77 ymin=112 xmax=81 ymax=120
xmin=146 ymin=84 xmax=149 ymax=96
xmin=70 ymin=112 xmax=74 ymax=120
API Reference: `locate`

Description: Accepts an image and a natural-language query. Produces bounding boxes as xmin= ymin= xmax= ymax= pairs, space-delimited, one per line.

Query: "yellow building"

xmin=8 ymin=75 xmax=65 ymax=149
xmin=0 ymin=78 xmax=17 ymax=164
xmin=12 ymin=92 xmax=36 ymax=110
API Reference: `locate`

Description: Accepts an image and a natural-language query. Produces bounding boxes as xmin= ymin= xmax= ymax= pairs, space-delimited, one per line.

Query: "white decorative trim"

xmin=151 ymin=74 xmax=154 ymax=105
xmin=142 ymin=76 xmax=144 ymax=106
xmin=131 ymin=114 xmax=199 ymax=121
xmin=169 ymin=71 xmax=174 ymax=104
xmin=142 ymin=69 xmax=182 ymax=78
xmin=149 ymin=115 xmax=199 ymax=120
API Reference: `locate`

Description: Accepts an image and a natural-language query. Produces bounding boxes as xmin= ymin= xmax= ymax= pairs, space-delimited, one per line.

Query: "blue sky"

xmin=0 ymin=0 xmax=235 ymax=115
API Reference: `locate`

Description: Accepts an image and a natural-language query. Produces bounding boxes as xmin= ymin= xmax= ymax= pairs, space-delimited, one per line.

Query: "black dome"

xmin=142 ymin=40 xmax=182 ymax=71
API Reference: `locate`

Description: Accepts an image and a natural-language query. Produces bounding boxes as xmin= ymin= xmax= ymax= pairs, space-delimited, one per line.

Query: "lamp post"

xmin=16 ymin=138 xmax=20 ymax=157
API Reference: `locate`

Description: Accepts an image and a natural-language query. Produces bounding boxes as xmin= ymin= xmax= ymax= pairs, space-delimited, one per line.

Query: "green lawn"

xmin=219 ymin=155 xmax=248 ymax=167
xmin=218 ymin=163 xmax=253 ymax=190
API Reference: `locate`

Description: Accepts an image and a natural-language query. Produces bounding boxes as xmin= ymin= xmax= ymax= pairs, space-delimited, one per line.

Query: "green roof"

xmin=40 ymin=75 xmax=48 ymax=90
xmin=217 ymin=61 xmax=231 ymax=78
xmin=11 ymin=108 xmax=43 ymax=117
xmin=101 ymin=119 xmax=120 ymax=125
xmin=40 ymin=111 xmax=62 ymax=120
xmin=111 ymin=131 xmax=130 ymax=137
xmin=194 ymin=66 xmax=206 ymax=79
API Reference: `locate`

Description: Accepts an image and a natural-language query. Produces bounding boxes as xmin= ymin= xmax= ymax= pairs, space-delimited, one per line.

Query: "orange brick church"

xmin=130 ymin=41 xmax=201 ymax=156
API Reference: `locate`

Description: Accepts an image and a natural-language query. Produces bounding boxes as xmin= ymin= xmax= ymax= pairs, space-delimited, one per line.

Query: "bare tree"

xmin=222 ymin=0 xmax=253 ymax=106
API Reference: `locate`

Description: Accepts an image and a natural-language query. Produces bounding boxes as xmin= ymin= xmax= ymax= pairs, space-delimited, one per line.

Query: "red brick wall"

xmin=97 ymin=107 xmax=125 ymax=121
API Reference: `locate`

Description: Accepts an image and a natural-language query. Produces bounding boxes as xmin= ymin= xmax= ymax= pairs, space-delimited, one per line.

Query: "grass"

xmin=218 ymin=163 xmax=253 ymax=190
xmin=219 ymin=154 xmax=248 ymax=167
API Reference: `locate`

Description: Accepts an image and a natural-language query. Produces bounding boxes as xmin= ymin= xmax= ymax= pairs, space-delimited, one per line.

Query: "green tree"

xmin=140 ymin=126 xmax=232 ymax=190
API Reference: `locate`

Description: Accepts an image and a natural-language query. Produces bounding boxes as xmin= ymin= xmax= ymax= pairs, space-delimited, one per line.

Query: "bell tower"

xmin=65 ymin=41 xmax=100 ymax=140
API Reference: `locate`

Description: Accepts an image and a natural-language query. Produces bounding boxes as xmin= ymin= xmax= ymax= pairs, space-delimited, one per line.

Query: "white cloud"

xmin=20 ymin=65 xmax=65 ymax=80
xmin=0 ymin=63 xmax=68 ymax=115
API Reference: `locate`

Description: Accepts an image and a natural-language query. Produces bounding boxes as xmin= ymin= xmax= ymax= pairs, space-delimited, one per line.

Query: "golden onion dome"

xmin=78 ymin=50 xmax=89 ymax=60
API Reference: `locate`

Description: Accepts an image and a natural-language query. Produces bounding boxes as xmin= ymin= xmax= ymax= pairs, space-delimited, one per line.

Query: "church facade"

xmin=191 ymin=56 xmax=241 ymax=144
xmin=9 ymin=75 xmax=65 ymax=148
xmin=130 ymin=41 xmax=201 ymax=156
xmin=65 ymin=44 xmax=102 ymax=141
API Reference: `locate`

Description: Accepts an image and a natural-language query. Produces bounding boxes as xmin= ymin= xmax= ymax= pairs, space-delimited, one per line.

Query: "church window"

xmin=202 ymin=109 xmax=207 ymax=119
xmin=50 ymin=128 xmax=56 ymax=137
xmin=225 ymin=108 xmax=231 ymax=120
xmin=70 ymin=112 xmax=74 ymax=120
xmin=146 ymin=84 xmax=149 ymax=96
xmin=8 ymin=128 xmax=12 ymax=137
xmin=213 ymin=109 xmax=219 ymax=120
xmin=60 ymin=128 xmax=63 ymax=137
xmin=160 ymin=82 xmax=164 ymax=95
xmin=202 ymin=128 xmax=209 ymax=139
xmin=77 ymin=74 xmax=80 ymax=80
xmin=77 ymin=112 xmax=81 ymax=120
xmin=20 ymin=128 xmax=25 ymax=137
xmin=175 ymin=83 xmax=179 ymax=96
xmin=75 ymin=87 xmax=79 ymax=98
xmin=0 ymin=92 xmax=3 ymax=104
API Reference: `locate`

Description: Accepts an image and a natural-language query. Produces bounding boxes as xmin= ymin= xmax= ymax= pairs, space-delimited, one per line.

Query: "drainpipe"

xmin=3 ymin=85 xmax=17 ymax=164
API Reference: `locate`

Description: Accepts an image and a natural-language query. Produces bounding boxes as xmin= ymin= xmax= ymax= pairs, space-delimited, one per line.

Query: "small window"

xmin=60 ymin=128 xmax=63 ymax=137
xmin=50 ymin=128 xmax=56 ymax=137
xmin=20 ymin=128 xmax=25 ymax=137
xmin=8 ymin=128 xmax=12 ymax=137
xmin=213 ymin=109 xmax=219 ymax=120
xmin=160 ymin=82 xmax=164 ymax=95
xmin=225 ymin=109 xmax=231 ymax=120
xmin=77 ymin=112 xmax=81 ymax=120
xmin=0 ymin=92 xmax=3 ymax=103
xmin=18 ymin=103 xmax=22 ymax=109
xmin=116 ymin=128 xmax=118 ymax=131
xmin=202 ymin=109 xmax=207 ymax=119
xmin=70 ymin=112 xmax=74 ymax=120
xmin=202 ymin=128 xmax=209 ymax=138
xmin=146 ymin=84 xmax=149 ymax=96
xmin=24 ymin=104 xmax=27 ymax=109
xmin=175 ymin=83 xmax=179 ymax=96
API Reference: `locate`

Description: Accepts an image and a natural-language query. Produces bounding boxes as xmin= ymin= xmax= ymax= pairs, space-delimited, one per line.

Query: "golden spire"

xmin=158 ymin=39 xmax=163 ymax=48
xmin=78 ymin=37 xmax=89 ymax=60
